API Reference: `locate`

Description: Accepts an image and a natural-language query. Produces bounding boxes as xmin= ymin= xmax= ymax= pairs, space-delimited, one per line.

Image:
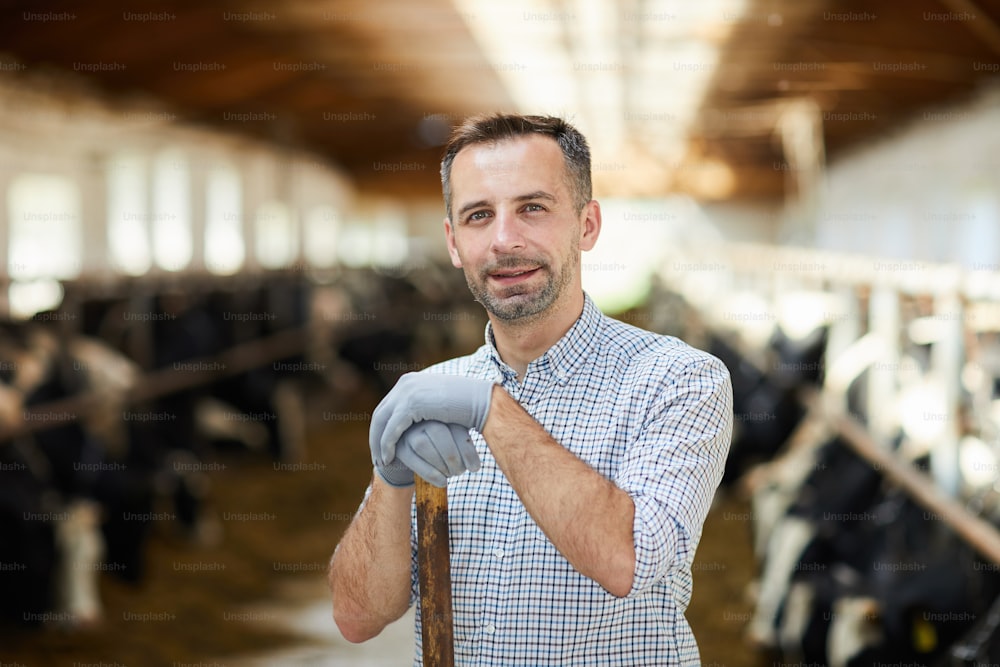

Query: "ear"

xmin=444 ymin=217 xmax=463 ymax=268
xmin=579 ymin=200 xmax=601 ymax=252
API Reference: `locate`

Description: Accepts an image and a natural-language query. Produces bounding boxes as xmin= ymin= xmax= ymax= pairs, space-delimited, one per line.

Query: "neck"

xmin=489 ymin=290 xmax=585 ymax=381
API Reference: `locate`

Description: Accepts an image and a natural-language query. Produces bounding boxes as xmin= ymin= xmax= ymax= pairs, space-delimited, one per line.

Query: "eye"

xmin=522 ymin=203 xmax=546 ymax=213
xmin=466 ymin=210 xmax=491 ymax=224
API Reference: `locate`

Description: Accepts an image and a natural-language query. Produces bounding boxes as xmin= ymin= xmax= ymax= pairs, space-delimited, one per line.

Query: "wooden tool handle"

xmin=415 ymin=476 xmax=455 ymax=667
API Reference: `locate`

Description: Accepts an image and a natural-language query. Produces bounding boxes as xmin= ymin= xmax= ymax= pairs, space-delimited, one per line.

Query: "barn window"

xmin=303 ymin=205 xmax=339 ymax=268
xmin=8 ymin=173 xmax=81 ymax=280
xmin=336 ymin=221 xmax=372 ymax=268
xmin=370 ymin=207 xmax=408 ymax=269
xmin=107 ymin=151 xmax=153 ymax=276
xmin=255 ymin=200 xmax=297 ymax=269
xmin=204 ymin=164 xmax=245 ymax=275
xmin=7 ymin=173 xmax=80 ymax=316
xmin=151 ymin=149 xmax=192 ymax=271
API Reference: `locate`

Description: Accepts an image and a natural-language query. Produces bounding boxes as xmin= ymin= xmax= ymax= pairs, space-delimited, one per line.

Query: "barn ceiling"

xmin=1 ymin=0 xmax=999 ymax=201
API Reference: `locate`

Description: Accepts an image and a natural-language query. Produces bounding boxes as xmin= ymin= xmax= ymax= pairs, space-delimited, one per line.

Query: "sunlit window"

xmin=204 ymin=164 xmax=245 ymax=275
xmin=8 ymin=173 xmax=82 ymax=280
xmin=107 ymin=152 xmax=152 ymax=275
xmin=151 ymin=149 xmax=192 ymax=271
xmin=304 ymin=205 xmax=339 ymax=268
xmin=7 ymin=173 xmax=80 ymax=317
xmin=256 ymin=200 xmax=297 ymax=269
xmin=336 ymin=222 xmax=372 ymax=268
xmin=371 ymin=211 xmax=408 ymax=269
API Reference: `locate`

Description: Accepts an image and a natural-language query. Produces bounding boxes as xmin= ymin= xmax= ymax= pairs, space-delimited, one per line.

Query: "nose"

xmin=490 ymin=206 xmax=526 ymax=254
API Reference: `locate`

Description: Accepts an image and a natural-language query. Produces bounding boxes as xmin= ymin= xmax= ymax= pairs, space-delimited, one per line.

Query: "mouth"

xmin=488 ymin=266 xmax=541 ymax=286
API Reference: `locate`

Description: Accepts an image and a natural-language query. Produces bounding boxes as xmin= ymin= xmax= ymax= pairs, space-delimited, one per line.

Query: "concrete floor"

xmin=235 ymin=591 xmax=416 ymax=666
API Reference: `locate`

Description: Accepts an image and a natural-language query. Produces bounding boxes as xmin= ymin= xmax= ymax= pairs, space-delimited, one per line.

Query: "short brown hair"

xmin=440 ymin=114 xmax=592 ymax=220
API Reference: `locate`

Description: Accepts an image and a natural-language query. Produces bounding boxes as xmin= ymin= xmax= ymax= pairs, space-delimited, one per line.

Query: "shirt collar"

xmin=483 ymin=292 xmax=603 ymax=385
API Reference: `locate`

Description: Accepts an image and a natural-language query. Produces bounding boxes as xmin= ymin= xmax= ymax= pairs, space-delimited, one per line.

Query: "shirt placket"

xmin=478 ymin=370 xmax=519 ymax=658
xmin=494 ymin=369 xmax=557 ymax=662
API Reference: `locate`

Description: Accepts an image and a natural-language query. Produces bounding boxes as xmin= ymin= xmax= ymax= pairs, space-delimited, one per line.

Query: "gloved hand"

xmin=370 ymin=373 xmax=495 ymax=472
xmin=374 ymin=420 xmax=481 ymax=488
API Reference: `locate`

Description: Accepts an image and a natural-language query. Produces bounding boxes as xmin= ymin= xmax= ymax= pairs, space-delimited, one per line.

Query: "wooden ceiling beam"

xmin=938 ymin=0 xmax=1000 ymax=55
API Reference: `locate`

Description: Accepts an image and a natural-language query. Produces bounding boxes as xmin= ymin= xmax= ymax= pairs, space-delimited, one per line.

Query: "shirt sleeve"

xmin=615 ymin=353 xmax=733 ymax=598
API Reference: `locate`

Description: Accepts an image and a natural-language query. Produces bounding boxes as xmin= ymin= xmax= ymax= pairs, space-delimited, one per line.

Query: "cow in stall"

xmin=0 ymin=319 xmax=133 ymax=626
xmin=114 ymin=290 xmax=226 ymax=545
xmin=256 ymin=273 xmax=313 ymax=462
xmin=0 ymin=311 xmax=225 ymax=627
xmin=785 ymin=488 xmax=997 ymax=666
xmin=746 ymin=431 xmax=1000 ymax=666
xmin=309 ymin=265 xmax=479 ymax=399
xmin=328 ymin=269 xmax=422 ymax=396
xmin=643 ymin=284 xmax=832 ymax=486
xmin=0 ymin=402 xmax=59 ymax=626
xmin=79 ymin=282 xmax=306 ymax=463
xmin=156 ymin=278 xmax=316 ymax=464
xmin=191 ymin=285 xmax=282 ymax=457
xmin=743 ymin=319 xmax=899 ymax=564
xmin=624 ymin=281 xmax=827 ymax=493
xmin=746 ymin=434 xmax=885 ymax=651
xmin=740 ymin=295 xmax=1000 ymax=664
xmin=709 ymin=323 xmax=827 ymax=486
xmin=79 ymin=283 xmax=305 ymax=540
xmin=152 ymin=276 xmax=362 ymax=466
xmin=0 ymin=267 xmax=473 ymax=631
xmin=238 ymin=274 xmax=317 ymax=463
xmin=0 ymin=445 xmax=103 ymax=629
xmin=751 ymin=437 xmax=970 ymax=660
xmin=402 ymin=261 xmax=488 ymax=363
xmin=53 ymin=499 xmax=105 ymax=627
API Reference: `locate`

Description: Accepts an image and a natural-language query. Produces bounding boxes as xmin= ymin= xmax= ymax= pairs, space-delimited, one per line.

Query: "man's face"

xmin=444 ymin=135 xmax=599 ymax=323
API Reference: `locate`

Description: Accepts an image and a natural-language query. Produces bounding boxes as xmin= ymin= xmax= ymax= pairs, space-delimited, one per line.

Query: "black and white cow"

xmin=709 ymin=324 xmax=828 ymax=486
xmin=0 ymin=321 xmax=115 ymax=626
xmin=747 ymin=431 xmax=1000 ymax=665
xmin=747 ymin=435 xmax=885 ymax=649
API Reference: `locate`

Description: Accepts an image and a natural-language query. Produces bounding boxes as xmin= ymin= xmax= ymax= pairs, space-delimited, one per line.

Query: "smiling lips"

xmin=489 ymin=266 xmax=541 ymax=285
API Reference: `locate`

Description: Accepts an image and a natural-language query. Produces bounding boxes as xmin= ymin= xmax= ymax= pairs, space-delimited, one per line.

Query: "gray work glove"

xmin=375 ymin=420 xmax=481 ymax=488
xmin=370 ymin=373 xmax=495 ymax=483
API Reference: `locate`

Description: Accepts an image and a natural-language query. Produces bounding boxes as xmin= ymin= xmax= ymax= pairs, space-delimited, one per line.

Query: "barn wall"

xmin=813 ymin=84 xmax=1000 ymax=268
xmin=699 ymin=200 xmax=784 ymax=244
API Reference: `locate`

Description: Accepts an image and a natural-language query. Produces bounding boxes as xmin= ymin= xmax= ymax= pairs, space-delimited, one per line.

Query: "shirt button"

xmin=485 ymin=623 xmax=496 ymax=634
xmin=493 ymin=548 xmax=504 ymax=559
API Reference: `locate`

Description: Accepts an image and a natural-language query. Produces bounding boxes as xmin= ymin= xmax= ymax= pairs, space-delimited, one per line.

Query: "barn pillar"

xmin=931 ymin=288 xmax=964 ymax=496
xmin=188 ymin=156 xmax=207 ymax=274
xmin=868 ymin=285 xmax=899 ymax=444
xmin=78 ymin=154 xmax=108 ymax=280
xmin=824 ymin=284 xmax=862 ymax=415
xmin=241 ymin=155 xmax=262 ymax=274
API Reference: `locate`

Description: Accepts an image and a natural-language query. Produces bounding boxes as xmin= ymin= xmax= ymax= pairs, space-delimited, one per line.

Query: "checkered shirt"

xmin=391 ymin=293 xmax=731 ymax=666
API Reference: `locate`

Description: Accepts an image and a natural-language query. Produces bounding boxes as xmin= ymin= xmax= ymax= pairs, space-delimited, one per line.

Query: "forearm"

xmin=328 ymin=475 xmax=414 ymax=642
xmin=482 ymin=387 xmax=636 ymax=597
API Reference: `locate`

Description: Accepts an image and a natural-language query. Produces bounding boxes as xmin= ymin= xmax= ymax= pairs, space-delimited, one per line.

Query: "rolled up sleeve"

xmin=616 ymin=355 xmax=733 ymax=597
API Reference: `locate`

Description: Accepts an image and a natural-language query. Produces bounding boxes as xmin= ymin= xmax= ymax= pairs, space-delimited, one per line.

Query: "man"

xmin=328 ymin=114 xmax=733 ymax=666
